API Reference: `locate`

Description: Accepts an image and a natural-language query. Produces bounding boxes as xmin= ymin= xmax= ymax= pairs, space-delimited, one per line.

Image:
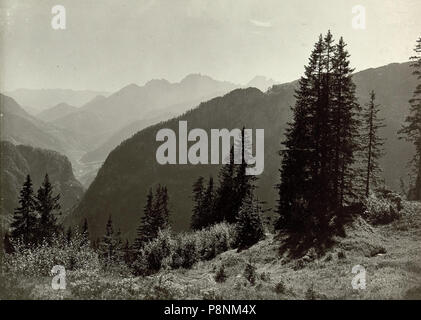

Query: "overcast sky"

xmin=1 ymin=0 xmax=420 ymax=92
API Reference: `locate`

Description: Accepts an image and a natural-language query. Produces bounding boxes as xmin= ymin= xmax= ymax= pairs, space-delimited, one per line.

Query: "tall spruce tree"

xmin=201 ymin=176 xmax=215 ymax=227
xmin=331 ymin=37 xmax=361 ymax=207
xmin=214 ymin=147 xmax=237 ymax=223
xmin=115 ymin=228 xmax=124 ymax=261
xmin=276 ymin=35 xmax=325 ymax=232
xmin=122 ymin=239 xmax=131 ymax=264
xmin=276 ymin=32 xmax=360 ymax=235
xmin=81 ymin=218 xmax=89 ymax=245
xmin=10 ymin=175 xmax=37 ymax=245
xmin=99 ymin=215 xmax=122 ymax=263
xmin=3 ymin=231 xmax=14 ymax=254
xmin=66 ymin=226 xmax=73 ymax=244
xmin=190 ymin=176 xmax=206 ymax=230
xmin=195 ymin=131 xmax=256 ymax=229
xmin=155 ymin=185 xmax=170 ymax=229
xmin=36 ymin=174 xmax=61 ymax=242
xmin=399 ymin=37 xmax=421 ymax=200
xmin=82 ymin=218 xmax=89 ymax=235
xmin=361 ymin=91 xmax=385 ymax=197
xmin=235 ymin=187 xmax=265 ymax=250
xmin=134 ymin=185 xmax=170 ymax=247
xmin=233 ymin=128 xmax=256 ymax=220
xmin=134 ymin=188 xmax=154 ymax=248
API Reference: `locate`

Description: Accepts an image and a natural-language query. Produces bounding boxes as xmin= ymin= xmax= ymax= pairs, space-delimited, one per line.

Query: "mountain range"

xmin=0 ymin=94 xmax=85 ymax=162
xmin=37 ymin=103 xmax=78 ymax=122
xmin=0 ymin=141 xmax=84 ymax=231
xmin=67 ymin=62 xmax=416 ymax=240
xmin=2 ymin=75 xmax=243 ymax=187
xmin=1 ymin=63 xmax=417 ymax=240
xmin=4 ymin=88 xmax=109 ymax=115
xmin=246 ymin=76 xmax=278 ymax=92
xmin=49 ymin=74 xmax=239 ymax=154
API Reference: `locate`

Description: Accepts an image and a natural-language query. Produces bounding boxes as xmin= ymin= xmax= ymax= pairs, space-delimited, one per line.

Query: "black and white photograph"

xmin=0 ymin=0 xmax=420 ymax=306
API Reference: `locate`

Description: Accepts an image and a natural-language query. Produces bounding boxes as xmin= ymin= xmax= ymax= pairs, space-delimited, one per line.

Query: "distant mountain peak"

xmin=181 ymin=73 xmax=213 ymax=83
xmin=120 ymin=83 xmax=141 ymax=91
xmin=37 ymin=102 xmax=78 ymax=122
xmin=4 ymin=88 xmax=110 ymax=112
xmin=144 ymin=79 xmax=171 ymax=87
xmin=247 ymin=76 xmax=277 ymax=92
xmin=248 ymin=75 xmax=274 ymax=82
xmin=90 ymin=94 xmax=107 ymax=102
xmin=53 ymin=102 xmax=75 ymax=108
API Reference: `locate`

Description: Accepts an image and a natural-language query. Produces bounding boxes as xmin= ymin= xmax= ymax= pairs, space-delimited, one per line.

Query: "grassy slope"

xmin=150 ymin=202 xmax=421 ymax=300
xmin=7 ymin=201 xmax=421 ymax=300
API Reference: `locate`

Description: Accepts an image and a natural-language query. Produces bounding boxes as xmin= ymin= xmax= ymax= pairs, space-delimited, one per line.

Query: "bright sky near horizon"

xmin=0 ymin=0 xmax=420 ymax=92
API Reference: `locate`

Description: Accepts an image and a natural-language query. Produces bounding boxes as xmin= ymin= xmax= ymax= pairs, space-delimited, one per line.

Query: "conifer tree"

xmin=190 ymin=176 xmax=206 ymax=230
xmin=361 ymin=91 xmax=385 ymax=197
xmin=3 ymin=231 xmax=14 ymax=254
xmin=114 ymin=228 xmax=124 ymax=261
xmin=101 ymin=215 xmax=114 ymax=260
xmin=134 ymin=188 xmax=154 ymax=248
xmin=66 ymin=226 xmax=73 ymax=244
xmin=82 ymin=218 xmax=89 ymax=235
xmin=92 ymin=238 xmax=100 ymax=250
xmin=81 ymin=218 xmax=89 ymax=245
xmin=214 ymin=147 xmax=237 ymax=223
xmin=331 ymin=37 xmax=361 ymax=206
xmin=35 ymin=174 xmax=61 ymax=242
xmin=236 ymin=191 xmax=265 ymax=250
xmin=201 ymin=176 xmax=215 ymax=227
xmin=122 ymin=239 xmax=132 ymax=264
xmin=99 ymin=215 xmax=121 ymax=263
xmin=155 ymin=185 xmax=170 ymax=229
xmin=276 ymin=32 xmax=360 ymax=235
xmin=276 ymin=35 xmax=325 ymax=232
xmin=234 ymin=128 xmax=256 ymax=220
xmin=134 ymin=185 xmax=170 ymax=247
xmin=399 ymin=37 xmax=421 ymax=200
xmin=198 ymin=130 xmax=257 ymax=229
xmin=10 ymin=175 xmax=37 ymax=245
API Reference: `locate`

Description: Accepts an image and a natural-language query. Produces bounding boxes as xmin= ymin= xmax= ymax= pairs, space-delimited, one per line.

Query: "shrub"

xmin=275 ymin=281 xmax=286 ymax=294
xmin=235 ymin=193 xmax=265 ymax=250
xmin=214 ymin=264 xmax=227 ymax=283
xmin=243 ymin=262 xmax=257 ymax=285
xmin=363 ymin=193 xmax=402 ymax=225
xmin=171 ymin=233 xmax=198 ymax=269
xmin=305 ymin=283 xmax=317 ymax=300
xmin=337 ymin=251 xmax=346 ymax=260
xmin=132 ymin=223 xmax=236 ymax=276
xmin=68 ymin=269 xmax=104 ymax=299
xmin=324 ymin=253 xmax=333 ymax=262
xmin=260 ymin=272 xmax=270 ymax=282
xmin=132 ymin=228 xmax=173 ymax=275
xmin=4 ymin=232 xmax=100 ymax=277
xmin=197 ymin=223 xmax=237 ymax=261
xmin=144 ymin=276 xmax=180 ymax=300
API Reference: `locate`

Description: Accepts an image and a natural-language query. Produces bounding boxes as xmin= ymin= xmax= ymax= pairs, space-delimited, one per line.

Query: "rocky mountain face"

xmin=0 ymin=141 xmax=84 ymax=230
xmin=69 ymin=62 xmax=416 ymax=240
